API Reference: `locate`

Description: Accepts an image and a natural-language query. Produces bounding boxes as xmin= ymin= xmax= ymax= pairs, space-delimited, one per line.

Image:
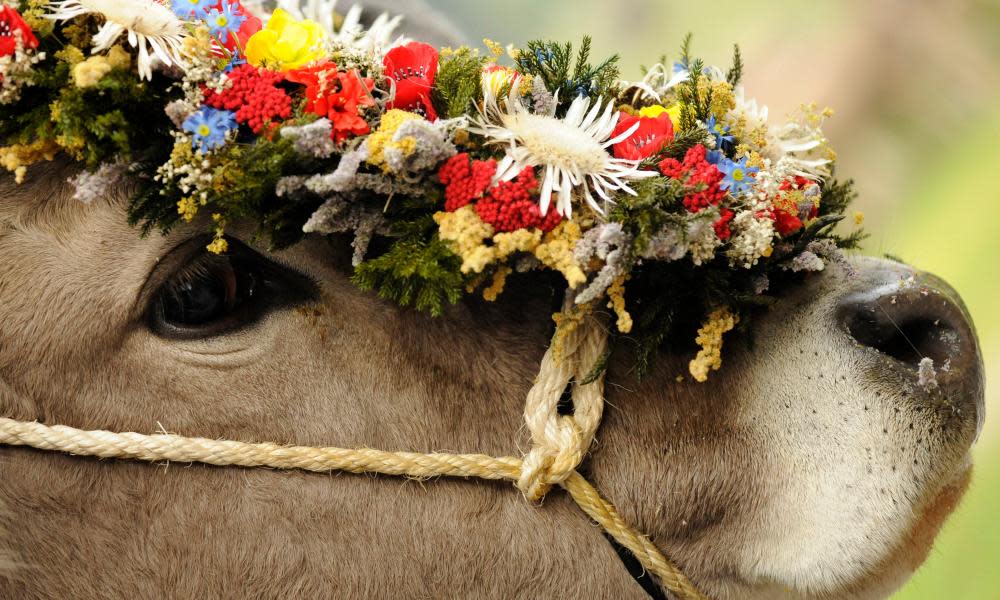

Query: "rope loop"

xmin=517 ymin=300 xmax=607 ymax=502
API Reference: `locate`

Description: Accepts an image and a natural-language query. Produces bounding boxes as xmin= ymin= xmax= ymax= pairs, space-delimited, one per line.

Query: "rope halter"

xmin=0 ymin=300 xmax=708 ymax=600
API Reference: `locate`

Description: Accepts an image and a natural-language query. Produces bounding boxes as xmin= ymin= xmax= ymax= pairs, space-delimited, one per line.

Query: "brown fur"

xmin=0 ymin=5 xmax=985 ymax=596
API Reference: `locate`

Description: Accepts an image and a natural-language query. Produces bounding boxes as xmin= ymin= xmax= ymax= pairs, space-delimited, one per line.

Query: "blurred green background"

xmin=426 ymin=0 xmax=999 ymax=597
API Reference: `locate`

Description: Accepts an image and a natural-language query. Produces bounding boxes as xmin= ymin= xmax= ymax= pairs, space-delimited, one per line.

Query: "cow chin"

xmin=588 ymin=256 xmax=983 ymax=599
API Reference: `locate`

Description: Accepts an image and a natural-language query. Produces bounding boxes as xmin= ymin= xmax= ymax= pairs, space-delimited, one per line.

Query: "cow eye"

xmin=147 ymin=237 xmax=317 ymax=339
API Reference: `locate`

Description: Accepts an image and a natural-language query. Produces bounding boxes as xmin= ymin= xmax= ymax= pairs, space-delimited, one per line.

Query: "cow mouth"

xmin=885 ymin=464 xmax=972 ymax=575
xmin=827 ymin=463 xmax=972 ymax=599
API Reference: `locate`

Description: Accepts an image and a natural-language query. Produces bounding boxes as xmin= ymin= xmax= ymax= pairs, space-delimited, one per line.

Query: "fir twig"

xmin=726 ymin=44 xmax=744 ymax=87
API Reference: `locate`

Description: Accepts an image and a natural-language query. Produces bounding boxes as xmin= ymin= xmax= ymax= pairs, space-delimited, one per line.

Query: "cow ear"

xmin=350 ymin=0 xmax=466 ymax=47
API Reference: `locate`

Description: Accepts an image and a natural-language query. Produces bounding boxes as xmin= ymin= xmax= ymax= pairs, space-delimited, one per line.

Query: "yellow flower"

xmin=639 ymin=104 xmax=682 ymax=131
xmin=689 ymin=307 xmax=739 ymax=383
xmin=366 ymin=109 xmax=423 ymax=169
xmin=245 ymin=9 xmax=326 ymax=71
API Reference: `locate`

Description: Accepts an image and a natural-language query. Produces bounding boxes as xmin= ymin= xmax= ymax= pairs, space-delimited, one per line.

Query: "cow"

xmin=0 ymin=2 xmax=985 ymax=599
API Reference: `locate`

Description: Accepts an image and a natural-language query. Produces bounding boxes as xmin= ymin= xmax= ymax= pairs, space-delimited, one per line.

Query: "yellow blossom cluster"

xmin=72 ymin=46 xmax=130 ymax=88
xmin=177 ymin=197 xmax=200 ymax=222
xmin=693 ymin=79 xmax=736 ymax=120
xmin=0 ymin=140 xmax=60 ymax=183
xmin=206 ymin=213 xmax=228 ymax=254
xmin=688 ymin=307 xmax=739 ymax=383
xmin=482 ymin=266 xmax=511 ymax=302
xmin=434 ymin=207 xmax=588 ymax=294
xmin=434 ymin=206 xmax=496 ymax=272
xmin=534 ymin=221 xmax=587 ymax=288
xmin=366 ymin=109 xmax=422 ymax=170
xmin=606 ymin=275 xmax=633 ymax=334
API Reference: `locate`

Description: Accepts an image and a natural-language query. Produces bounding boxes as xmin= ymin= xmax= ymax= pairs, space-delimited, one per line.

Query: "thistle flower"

xmin=473 ymin=89 xmax=654 ymax=218
xmin=46 ymin=0 xmax=189 ymax=80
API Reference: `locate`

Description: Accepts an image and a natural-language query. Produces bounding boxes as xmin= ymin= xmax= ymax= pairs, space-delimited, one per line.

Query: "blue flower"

xmin=171 ymin=0 xmax=215 ymax=20
xmin=705 ymin=115 xmax=734 ymax=153
xmin=183 ymin=107 xmax=238 ymax=153
xmin=717 ymin=156 xmax=760 ymax=195
xmin=223 ymin=53 xmax=247 ymax=72
xmin=705 ymin=149 xmax=723 ymax=165
xmin=206 ymin=2 xmax=247 ymax=44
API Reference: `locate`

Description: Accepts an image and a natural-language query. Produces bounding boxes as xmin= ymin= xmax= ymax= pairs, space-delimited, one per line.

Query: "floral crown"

xmin=0 ymin=0 xmax=864 ymax=380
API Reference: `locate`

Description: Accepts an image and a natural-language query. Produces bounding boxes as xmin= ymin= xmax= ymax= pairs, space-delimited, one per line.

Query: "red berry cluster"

xmin=438 ymin=153 xmax=496 ymax=212
xmin=475 ymin=167 xmax=562 ymax=233
xmin=203 ymin=65 xmax=293 ymax=134
xmin=437 ymin=153 xmax=561 ymax=233
xmin=658 ymin=144 xmax=726 ymax=213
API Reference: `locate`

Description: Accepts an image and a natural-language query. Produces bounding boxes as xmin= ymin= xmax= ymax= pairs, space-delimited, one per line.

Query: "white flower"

xmin=46 ymin=0 xmax=188 ymax=80
xmin=271 ymin=0 xmax=404 ymax=57
xmin=727 ymin=207 xmax=776 ymax=269
xmin=623 ymin=62 xmax=689 ymax=103
xmin=727 ymin=87 xmax=831 ymax=179
xmin=473 ymin=89 xmax=655 ymax=218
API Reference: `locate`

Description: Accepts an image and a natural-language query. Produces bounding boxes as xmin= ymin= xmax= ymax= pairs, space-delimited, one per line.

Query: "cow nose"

xmin=838 ymin=271 xmax=985 ymax=435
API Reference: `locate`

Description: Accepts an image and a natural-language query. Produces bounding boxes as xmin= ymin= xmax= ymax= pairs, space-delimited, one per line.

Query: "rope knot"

xmin=517 ymin=304 xmax=607 ymax=502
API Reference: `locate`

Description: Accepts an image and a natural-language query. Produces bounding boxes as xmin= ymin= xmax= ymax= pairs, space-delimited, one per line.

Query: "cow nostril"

xmin=845 ymin=312 xmax=956 ymax=369
xmin=839 ymin=276 xmax=980 ymax=385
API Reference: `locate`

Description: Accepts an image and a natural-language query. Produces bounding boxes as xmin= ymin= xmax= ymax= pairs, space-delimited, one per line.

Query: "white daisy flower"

xmin=46 ymin=0 xmax=188 ymax=80
xmin=473 ymin=89 xmax=655 ymax=218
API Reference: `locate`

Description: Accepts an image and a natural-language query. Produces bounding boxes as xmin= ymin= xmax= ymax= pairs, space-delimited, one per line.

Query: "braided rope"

xmin=0 ymin=311 xmax=707 ymax=600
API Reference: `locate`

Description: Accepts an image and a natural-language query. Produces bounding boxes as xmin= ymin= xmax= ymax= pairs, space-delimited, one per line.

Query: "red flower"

xmin=0 ymin=5 xmax=39 ymax=58
xmin=779 ymin=175 xmax=820 ymax=219
xmin=476 ymin=167 xmax=562 ymax=233
xmin=771 ymin=208 xmax=803 ymax=236
xmin=659 ymin=144 xmax=726 ymax=213
xmin=203 ymin=64 xmax=292 ymax=134
xmin=384 ymin=42 xmax=438 ymax=121
xmin=714 ymin=208 xmax=735 ymax=241
xmin=288 ymin=62 xmax=375 ymax=142
xmin=612 ymin=112 xmax=674 ymax=160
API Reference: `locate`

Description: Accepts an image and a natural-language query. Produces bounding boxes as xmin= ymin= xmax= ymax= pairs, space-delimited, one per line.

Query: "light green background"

xmin=426 ymin=0 xmax=1000 ymax=597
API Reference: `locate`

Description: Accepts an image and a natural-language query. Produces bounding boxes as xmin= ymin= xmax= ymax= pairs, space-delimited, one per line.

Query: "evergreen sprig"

xmin=726 ymin=44 xmax=744 ymax=87
xmin=515 ymin=36 xmax=620 ymax=112
xmin=353 ymin=220 xmax=468 ymax=317
xmin=431 ymin=48 xmax=488 ymax=119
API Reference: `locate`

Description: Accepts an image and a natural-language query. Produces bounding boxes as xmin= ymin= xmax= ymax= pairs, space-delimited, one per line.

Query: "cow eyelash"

xmin=147 ymin=238 xmax=318 ymax=340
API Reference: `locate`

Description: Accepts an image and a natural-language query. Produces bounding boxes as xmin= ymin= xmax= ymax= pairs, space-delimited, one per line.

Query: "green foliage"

xmin=656 ymin=126 xmax=711 ymax=161
xmin=353 ymin=219 xmax=468 ymax=317
xmin=818 ymin=178 xmax=858 ymax=217
xmin=515 ymin=36 xmax=620 ymax=112
xmin=726 ymin=44 xmax=744 ymax=87
xmin=431 ymin=48 xmax=489 ymax=119
xmin=607 ymin=176 xmax=685 ymax=252
xmin=677 ymin=59 xmax=711 ymax=131
xmin=51 ymin=69 xmax=170 ymax=169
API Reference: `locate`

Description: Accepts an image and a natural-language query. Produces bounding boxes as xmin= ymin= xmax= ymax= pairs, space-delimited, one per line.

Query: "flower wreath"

xmin=0 ymin=0 xmax=864 ymax=382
